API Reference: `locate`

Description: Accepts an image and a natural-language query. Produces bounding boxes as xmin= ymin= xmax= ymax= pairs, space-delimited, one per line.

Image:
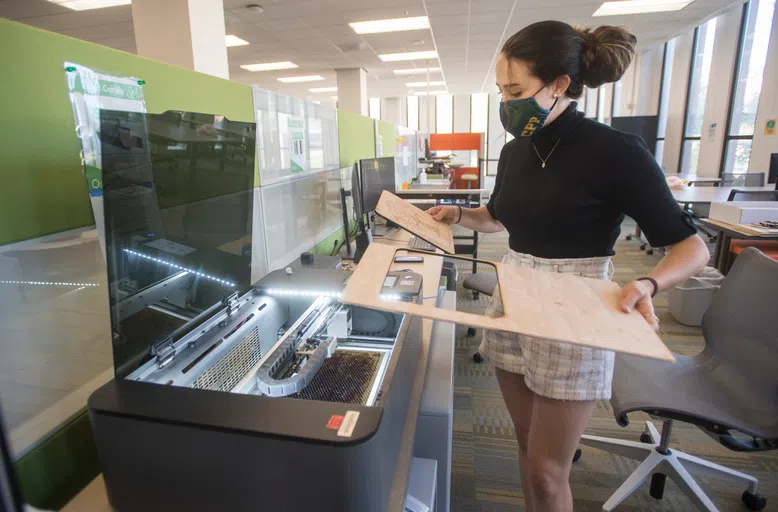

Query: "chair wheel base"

xmin=742 ymin=490 xmax=767 ymax=511
xmin=467 ymin=327 xmax=477 ymax=337
xmin=640 ymin=243 xmax=647 ymax=250
xmin=649 ymin=473 xmax=667 ymax=499
xmin=573 ymin=448 xmax=582 ymax=463
xmin=472 ymin=352 xmax=484 ymax=363
xmin=626 ymin=235 xmax=633 ymax=241
xmin=640 ymin=432 xmax=652 ymax=444
xmin=646 ymin=249 xmax=655 ymax=255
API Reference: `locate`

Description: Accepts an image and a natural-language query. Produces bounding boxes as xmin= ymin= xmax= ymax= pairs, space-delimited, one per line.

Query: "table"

xmin=667 ymin=175 xmax=722 ymax=186
xmin=670 ymin=185 xmax=774 ymax=205
xmin=64 ymin=231 xmax=446 ymax=512
xmin=700 ymin=218 xmax=778 ymax=272
xmin=395 ymin=188 xmax=485 ymax=273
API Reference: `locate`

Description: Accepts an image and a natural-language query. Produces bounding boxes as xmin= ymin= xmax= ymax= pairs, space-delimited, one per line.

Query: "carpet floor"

xmin=449 ymin=220 xmax=777 ymax=512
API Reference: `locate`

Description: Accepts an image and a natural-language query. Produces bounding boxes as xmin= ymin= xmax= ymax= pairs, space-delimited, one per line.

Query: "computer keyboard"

xmin=408 ymin=236 xmax=435 ymax=251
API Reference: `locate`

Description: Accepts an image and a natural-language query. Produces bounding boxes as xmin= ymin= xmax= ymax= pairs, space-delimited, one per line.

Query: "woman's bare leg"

xmin=526 ymin=394 xmax=596 ymax=512
xmin=495 ymin=368 xmax=536 ymax=512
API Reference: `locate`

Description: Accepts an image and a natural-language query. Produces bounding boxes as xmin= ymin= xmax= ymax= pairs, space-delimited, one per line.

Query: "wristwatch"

xmin=636 ymin=277 xmax=659 ymax=298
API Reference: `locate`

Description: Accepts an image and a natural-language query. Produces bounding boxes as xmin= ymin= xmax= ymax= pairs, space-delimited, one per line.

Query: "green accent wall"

xmin=337 ymin=109 xmax=376 ymax=167
xmin=0 ymin=19 xmax=254 ymax=246
xmin=377 ymin=120 xmax=397 ymax=158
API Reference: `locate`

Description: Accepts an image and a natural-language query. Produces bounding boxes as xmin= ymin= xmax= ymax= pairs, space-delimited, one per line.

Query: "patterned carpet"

xmin=449 ymin=220 xmax=777 ymax=511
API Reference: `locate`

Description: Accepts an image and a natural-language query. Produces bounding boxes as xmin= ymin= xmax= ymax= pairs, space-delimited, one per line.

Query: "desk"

xmin=395 ymin=188 xmax=484 ymax=273
xmin=64 ymin=231 xmax=446 ymax=512
xmin=667 ymin=175 xmax=722 ymax=186
xmin=670 ymin=185 xmax=774 ymax=205
xmin=700 ymin=218 xmax=778 ymax=272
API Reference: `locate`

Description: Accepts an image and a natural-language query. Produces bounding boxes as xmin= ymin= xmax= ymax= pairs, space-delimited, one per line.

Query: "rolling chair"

xmin=726 ymin=189 xmax=778 ymax=201
xmin=578 ymin=248 xmax=777 ymax=511
xmin=462 ymin=271 xmax=498 ymax=363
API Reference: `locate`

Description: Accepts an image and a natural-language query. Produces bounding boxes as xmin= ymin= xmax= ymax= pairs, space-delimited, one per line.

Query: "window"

xmin=584 ymin=87 xmax=598 ymax=118
xmin=723 ymin=0 xmax=776 ymax=174
xmin=679 ymin=17 xmax=718 ymax=174
xmin=435 ymin=94 xmax=453 ymax=134
xmin=407 ymin=95 xmax=419 ymax=131
xmin=656 ymin=38 xmax=677 ymax=164
xmin=611 ymin=80 xmax=623 ymax=118
xmin=368 ymin=97 xmax=381 ymax=120
xmin=471 ymin=93 xmax=489 ymax=163
xmin=597 ymin=87 xmax=606 ymax=123
xmin=577 ymin=90 xmax=586 ymax=112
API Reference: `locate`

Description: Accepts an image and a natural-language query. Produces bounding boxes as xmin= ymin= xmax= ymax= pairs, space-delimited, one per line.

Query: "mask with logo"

xmin=499 ymin=86 xmax=558 ymax=138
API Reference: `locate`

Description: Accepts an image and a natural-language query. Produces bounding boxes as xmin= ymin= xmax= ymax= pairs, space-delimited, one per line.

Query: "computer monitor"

xmin=359 ymin=157 xmax=396 ymax=213
xmin=769 ymin=153 xmax=777 ymax=188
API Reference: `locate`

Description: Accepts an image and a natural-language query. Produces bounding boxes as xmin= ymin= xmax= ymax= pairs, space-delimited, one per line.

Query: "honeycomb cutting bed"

xmin=291 ymin=350 xmax=382 ymax=405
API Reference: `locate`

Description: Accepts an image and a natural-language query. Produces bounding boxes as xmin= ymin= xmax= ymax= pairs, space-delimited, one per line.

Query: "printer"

xmin=88 ymin=109 xmax=429 ymax=511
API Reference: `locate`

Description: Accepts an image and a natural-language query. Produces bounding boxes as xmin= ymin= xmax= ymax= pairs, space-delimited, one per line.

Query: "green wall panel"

xmin=377 ymin=120 xmax=397 ymax=158
xmin=337 ymin=109 xmax=376 ymax=167
xmin=0 ymin=19 xmax=254 ymax=246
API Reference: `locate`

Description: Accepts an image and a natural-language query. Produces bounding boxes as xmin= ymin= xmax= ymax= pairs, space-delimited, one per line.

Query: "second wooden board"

xmin=341 ymin=243 xmax=674 ymax=362
xmin=375 ymin=191 xmax=455 ymax=254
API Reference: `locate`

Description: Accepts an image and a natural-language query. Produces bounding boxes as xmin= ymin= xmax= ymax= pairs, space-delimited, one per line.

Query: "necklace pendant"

xmin=541 ymin=162 xmax=546 ymax=169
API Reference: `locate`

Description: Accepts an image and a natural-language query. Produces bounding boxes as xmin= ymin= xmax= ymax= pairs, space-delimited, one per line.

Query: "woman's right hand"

xmin=426 ymin=205 xmax=459 ymax=225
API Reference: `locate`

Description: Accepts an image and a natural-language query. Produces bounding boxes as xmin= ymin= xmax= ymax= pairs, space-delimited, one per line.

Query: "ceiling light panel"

xmin=309 ymin=87 xmax=338 ymax=93
xmin=46 ymin=0 xmax=130 ymax=10
xmin=393 ymin=67 xmax=442 ymax=75
xmin=225 ymin=35 xmax=250 ymax=47
xmin=379 ymin=51 xmax=438 ymax=62
xmin=277 ymin=75 xmax=326 ymax=83
xmin=406 ymin=81 xmax=446 ymax=87
xmin=350 ymin=16 xmax=430 ymax=34
xmin=240 ymin=61 xmax=299 ymax=72
xmin=593 ymin=0 xmax=695 ymax=16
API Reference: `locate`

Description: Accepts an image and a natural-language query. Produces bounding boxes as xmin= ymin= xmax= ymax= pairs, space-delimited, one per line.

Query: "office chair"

xmin=726 ymin=189 xmax=778 ymax=202
xmin=578 ymin=248 xmax=777 ymax=511
xmin=462 ymin=272 xmax=498 ymax=363
xmin=720 ymin=172 xmax=765 ymax=187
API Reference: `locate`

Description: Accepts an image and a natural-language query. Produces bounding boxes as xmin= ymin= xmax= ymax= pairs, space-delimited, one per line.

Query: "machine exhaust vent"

xmin=191 ymin=326 xmax=261 ymax=392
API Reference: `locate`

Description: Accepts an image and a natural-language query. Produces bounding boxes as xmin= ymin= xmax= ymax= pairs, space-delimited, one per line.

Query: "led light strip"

xmin=123 ymin=249 xmax=236 ymax=287
xmin=0 ymin=280 xmax=99 ymax=287
xmin=264 ymin=289 xmax=342 ymax=299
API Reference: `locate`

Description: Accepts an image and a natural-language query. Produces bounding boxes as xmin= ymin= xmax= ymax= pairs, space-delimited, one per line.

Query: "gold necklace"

xmin=532 ymin=138 xmax=563 ymax=169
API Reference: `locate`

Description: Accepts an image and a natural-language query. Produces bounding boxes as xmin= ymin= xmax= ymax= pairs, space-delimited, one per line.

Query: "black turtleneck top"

xmin=486 ymin=103 xmax=696 ymax=259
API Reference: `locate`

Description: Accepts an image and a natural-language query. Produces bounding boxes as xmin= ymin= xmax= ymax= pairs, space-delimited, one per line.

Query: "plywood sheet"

xmin=341 ymin=243 xmax=674 ymax=362
xmin=375 ymin=191 xmax=455 ymax=254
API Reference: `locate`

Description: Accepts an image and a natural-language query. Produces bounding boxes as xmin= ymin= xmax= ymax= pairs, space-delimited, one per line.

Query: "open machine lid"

xmin=98 ymin=109 xmax=256 ymax=378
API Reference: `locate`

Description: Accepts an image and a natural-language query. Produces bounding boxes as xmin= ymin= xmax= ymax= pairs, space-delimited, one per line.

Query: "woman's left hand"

xmin=620 ymin=280 xmax=659 ymax=331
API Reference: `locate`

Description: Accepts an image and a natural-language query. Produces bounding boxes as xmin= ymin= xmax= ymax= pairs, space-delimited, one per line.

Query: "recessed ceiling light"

xmin=278 ymin=75 xmax=325 ymax=83
xmin=406 ymin=81 xmax=446 ymax=87
xmin=593 ymin=0 xmax=695 ymax=16
xmin=379 ymin=50 xmax=438 ymax=62
xmin=349 ymin=16 xmax=430 ymax=34
xmin=225 ymin=35 xmax=250 ymax=47
xmin=309 ymin=87 xmax=338 ymax=93
xmin=240 ymin=61 xmax=299 ymax=72
xmin=393 ymin=67 xmax=442 ymax=75
xmin=413 ymin=90 xmax=447 ymax=96
xmin=45 ymin=0 xmax=130 ymax=10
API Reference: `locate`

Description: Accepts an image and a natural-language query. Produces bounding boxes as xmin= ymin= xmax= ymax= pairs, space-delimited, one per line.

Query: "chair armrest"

xmin=719 ymin=435 xmax=777 ymax=453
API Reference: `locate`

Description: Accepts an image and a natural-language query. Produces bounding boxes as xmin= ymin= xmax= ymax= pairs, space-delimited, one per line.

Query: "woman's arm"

xmin=620 ymin=233 xmax=710 ymax=330
xmin=427 ymin=205 xmax=505 ymax=234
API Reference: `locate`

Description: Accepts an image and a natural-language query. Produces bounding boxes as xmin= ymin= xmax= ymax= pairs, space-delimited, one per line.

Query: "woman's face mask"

xmin=499 ymin=86 xmax=558 ymax=138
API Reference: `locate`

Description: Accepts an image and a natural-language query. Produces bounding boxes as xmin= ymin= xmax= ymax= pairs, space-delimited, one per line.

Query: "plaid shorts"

xmin=479 ymin=250 xmax=616 ymax=401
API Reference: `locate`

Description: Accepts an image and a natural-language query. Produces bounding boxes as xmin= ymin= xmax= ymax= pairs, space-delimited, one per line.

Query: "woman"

xmin=427 ymin=21 xmax=710 ymax=512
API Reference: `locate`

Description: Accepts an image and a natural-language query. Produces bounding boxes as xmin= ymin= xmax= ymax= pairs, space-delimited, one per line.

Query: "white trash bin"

xmin=668 ymin=267 xmax=725 ymax=327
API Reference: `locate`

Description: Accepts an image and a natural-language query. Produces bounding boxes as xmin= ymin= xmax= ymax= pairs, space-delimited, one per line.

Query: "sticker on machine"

xmin=337 ymin=411 xmax=360 ymax=437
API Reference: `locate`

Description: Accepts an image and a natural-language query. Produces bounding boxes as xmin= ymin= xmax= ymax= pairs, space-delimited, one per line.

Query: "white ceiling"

xmin=1 ymin=0 xmax=742 ymax=102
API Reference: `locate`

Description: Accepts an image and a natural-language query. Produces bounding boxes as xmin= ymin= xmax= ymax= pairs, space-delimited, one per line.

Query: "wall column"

xmin=131 ymin=0 xmax=229 ymax=79
xmin=336 ymin=68 xmax=368 ymax=116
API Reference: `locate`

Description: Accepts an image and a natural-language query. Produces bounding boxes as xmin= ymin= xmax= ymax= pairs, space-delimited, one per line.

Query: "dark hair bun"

xmin=576 ymin=26 xmax=636 ymax=88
